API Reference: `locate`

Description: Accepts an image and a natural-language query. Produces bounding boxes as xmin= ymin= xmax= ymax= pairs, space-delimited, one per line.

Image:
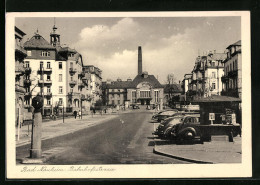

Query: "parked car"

xmin=132 ymin=105 xmax=140 ymax=109
xmin=170 ymin=115 xmax=202 ymax=140
xmin=153 ymin=116 xmax=184 ymax=138
xmin=152 ymin=110 xmax=178 ymax=122
xmin=157 ymin=111 xmax=199 ymax=122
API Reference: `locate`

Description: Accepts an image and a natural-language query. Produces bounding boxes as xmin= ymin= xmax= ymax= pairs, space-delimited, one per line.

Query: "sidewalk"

xmin=16 ymin=113 xmax=120 ymax=147
xmin=153 ymin=136 xmax=242 ymax=164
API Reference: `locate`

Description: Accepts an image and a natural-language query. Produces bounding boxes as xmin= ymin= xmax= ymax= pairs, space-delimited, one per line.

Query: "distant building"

xmin=186 ymin=51 xmax=226 ymax=100
xmin=182 ymin=73 xmax=192 ymax=93
xmin=221 ymin=40 xmax=242 ymax=98
xmin=83 ymin=65 xmax=102 ymax=106
xmin=104 ymin=46 xmax=164 ymax=109
xmin=15 ymin=26 xmax=27 ymax=125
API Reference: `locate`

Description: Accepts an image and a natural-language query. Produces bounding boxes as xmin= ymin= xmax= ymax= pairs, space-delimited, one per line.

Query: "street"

xmin=16 ymin=109 xmax=189 ymax=164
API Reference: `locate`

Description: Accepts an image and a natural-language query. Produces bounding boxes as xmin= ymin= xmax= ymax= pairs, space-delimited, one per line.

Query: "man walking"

xmin=73 ymin=110 xmax=77 ymax=119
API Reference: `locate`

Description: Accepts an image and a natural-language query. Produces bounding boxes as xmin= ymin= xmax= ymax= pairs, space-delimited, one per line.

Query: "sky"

xmin=16 ymin=16 xmax=241 ymax=83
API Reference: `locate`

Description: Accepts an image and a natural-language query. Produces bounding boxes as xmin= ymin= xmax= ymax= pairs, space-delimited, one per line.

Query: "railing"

xmin=24 ymin=79 xmax=31 ymax=86
xmin=25 ymin=92 xmax=32 ymax=96
xmin=69 ymin=68 xmax=77 ymax=73
xmin=38 ymin=68 xmax=52 ymax=73
xmin=24 ymin=67 xmax=32 ymax=73
xmin=44 ymin=92 xmax=52 ymax=97
xmin=69 ymin=80 xmax=76 ymax=85
xmin=38 ymin=80 xmax=52 ymax=84
xmin=228 ymin=70 xmax=238 ymax=77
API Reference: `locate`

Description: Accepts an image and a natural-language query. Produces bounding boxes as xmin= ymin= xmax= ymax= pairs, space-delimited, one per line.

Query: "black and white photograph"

xmin=6 ymin=12 xmax=251 ymax=178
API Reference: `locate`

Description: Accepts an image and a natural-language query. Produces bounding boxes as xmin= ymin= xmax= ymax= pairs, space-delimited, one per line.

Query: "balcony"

xmin=24 ymin=67 xmax=32 ymax=74
xmin=69 ymin=80 xmax=76 ymax=86
xmin=38 ymin=67 xmax=52 ymax=73
xmin=221 ymin=89 xmax=239 ymax=97
xmin=78 ymin=72 xmax=85 ymax=77
xmin=15 ymin=84 xmax=26 ymax=93
xmin=69 ymin=68 xmax=77 ymax=74
xmin=38 ymin=80 xmax=52 ymax=85
xmin=68 ymin=92 xmax=80 ymax=99
xmin=44 ymin=92 xmax=52 ymax=97
xmin=78 ymin=82 xmax=85 ymax=88
xmin=228 ymin=70 xmax=238 ymax=78
xmin=24 ymin=79 xmax=31 ymax=86
xmin=24 ymin=92 xmax=32 ymax=97
xmin=15 ymin=66 xmax=25 ymax=75
xmin=221 ymin=75 xmax=229 ymax=82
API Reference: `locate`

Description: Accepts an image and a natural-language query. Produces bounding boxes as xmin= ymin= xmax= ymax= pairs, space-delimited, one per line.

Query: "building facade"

xmin=83 ymin=65 xmax=102 ymax=106
xmin=15 ymin=26 xmax=27 ymax=125
xmin=221 ymin=40 xmax=242 ymax=98
xmin=23 ymin=25 xmax=89 ymax=115
xmin=186 ymin=52 xmax=226 ymax=99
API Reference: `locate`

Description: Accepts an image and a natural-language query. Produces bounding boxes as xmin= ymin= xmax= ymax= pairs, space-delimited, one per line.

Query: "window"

xmin=70 ymin=62 xmax=73 ymax=68
xmin=41 ymin=51 xmax=50 ymax=57
xmin=25 ymin=61 xmax=30 ymax=68
xmin=47 ymin=87 xmax=51 ymax=93
xmin=118 ymin=100 xmax=120 ymax=105
xmin=132 ymin=91 xmax=137 ymax=103
xmin=47 ymin=62 xmax=51 ymax=69
xmin=70 ymin=75 xmax=73 ymax=81
xmin=40 ymin=61 xmax=43 ymax=69
xmin=59 ymin=98 xmax=63 ymax=105
xmin=59 ymin=62 xmax=62 ymax=69
xmin=47 ymin=100 xmax=51 ymax=105
xmin=47 ymin=75 xmax=51 ymax=81
xmin=59 ymin=74 xmax=62 ymax=82
xmin=212 ymin=83 xmax=216 ymax=90
xmin=59 ymin=86 xmax=63 ymax=94
xmin=27 ymin=51 xmax=31 ymax=56
xmin=69 ymin=53 xmax=74 ymax=57
xmin=112 ymin=100 xmax=115 ymax=105
xmin=212 ymin=72 xmax=216 ymax=78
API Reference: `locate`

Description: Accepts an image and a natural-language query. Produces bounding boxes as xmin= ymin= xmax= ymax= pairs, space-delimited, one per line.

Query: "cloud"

xmin=72 ymin=17 xmax=240 ymax=83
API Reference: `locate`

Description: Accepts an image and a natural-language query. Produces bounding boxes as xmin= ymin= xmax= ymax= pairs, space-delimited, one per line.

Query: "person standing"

xmin=73 ymin=110 xmax=77 ymax=119
xmin=78 ymin=110 xmax=82 ymax=119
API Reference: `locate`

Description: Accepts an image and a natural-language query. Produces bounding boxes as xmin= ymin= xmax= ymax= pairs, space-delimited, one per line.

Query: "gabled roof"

xmin=226 ymin=40 xmax=241 ymax=49
xmin=24 ymin=33 xmax=55 ymax=50
xmin=129 ymin=74 xmax=163 ymax=88
xmin=163 ymin=84 xmax=183 ymax=93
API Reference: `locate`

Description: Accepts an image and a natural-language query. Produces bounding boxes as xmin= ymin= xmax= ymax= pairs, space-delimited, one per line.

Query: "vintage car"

xmin=151 ymin=109 xmax=178 ymax=122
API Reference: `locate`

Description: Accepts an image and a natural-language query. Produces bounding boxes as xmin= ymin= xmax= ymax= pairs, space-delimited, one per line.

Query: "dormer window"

xmin=41 ymin=51 xmax=50 ymax=57
xmin=69 ymin=53 xmax=74 ymax=57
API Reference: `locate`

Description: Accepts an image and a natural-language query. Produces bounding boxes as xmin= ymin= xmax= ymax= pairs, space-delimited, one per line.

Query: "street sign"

xmin=209 ymin=113 xmax=215 ymax=120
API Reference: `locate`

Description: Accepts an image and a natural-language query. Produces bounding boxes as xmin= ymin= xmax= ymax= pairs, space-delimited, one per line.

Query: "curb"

xmin=16 ymin=115 xmax=118 ymax=147
xmin=153 ymin=146 xmax=213 ymax=164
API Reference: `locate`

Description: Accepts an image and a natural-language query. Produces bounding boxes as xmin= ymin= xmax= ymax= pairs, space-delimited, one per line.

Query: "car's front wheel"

xmin=183 ymin=130 xmax=195 ymax=140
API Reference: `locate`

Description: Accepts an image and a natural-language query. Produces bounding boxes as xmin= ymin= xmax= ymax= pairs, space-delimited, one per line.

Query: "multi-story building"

xmin=15 ymin=26 xmax=27 ymax=125
xmin=83 ymin=65 xmax=102 ymax=106
xmin=221 ymin=40 xmax=242 ymax=98
xmin=23 ymin=25 xmax=88 ymax=115
xmin=103 ymin=46 xmax=164 ymax=109
xmin=186 ymin=51 xmax=226 ymax=99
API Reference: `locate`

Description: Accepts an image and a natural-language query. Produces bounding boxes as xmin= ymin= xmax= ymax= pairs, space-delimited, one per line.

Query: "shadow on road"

xmin=148 ymin=141 xmax=155 ymax=146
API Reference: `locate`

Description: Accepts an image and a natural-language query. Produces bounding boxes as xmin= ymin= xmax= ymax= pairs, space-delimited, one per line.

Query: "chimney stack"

xmin=138 ymin=46 xmax=142 ymax=75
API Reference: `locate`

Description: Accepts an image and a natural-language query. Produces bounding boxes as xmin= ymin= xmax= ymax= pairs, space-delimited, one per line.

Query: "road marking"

xmin=127 ymin=115 xmax=147 ymax=149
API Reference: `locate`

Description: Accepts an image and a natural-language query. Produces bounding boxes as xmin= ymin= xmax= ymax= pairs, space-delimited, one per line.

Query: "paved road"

xmin=17 ymin=110 xmax=188 ymax=164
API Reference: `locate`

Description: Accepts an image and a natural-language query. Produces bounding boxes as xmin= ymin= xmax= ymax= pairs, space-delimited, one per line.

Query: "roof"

xmin=208 ymin=53 xmax=227 ymax=61
xmin=129 ymin=74 xmax=163 ymax=88
xmin=226 ymin=40 xmax=241 ymax=49
xmin=106 ymin=81 xmax=133 ymax=89
xmin=15 ymin=26 xmax=26 ymax=37
xmin=24 ymin=33 xmax=55 ymax=50
xmin=58 ymin=47 xmax=77 ymax=53
xmin=192 ymin=95 xmax=241 ymax=103
xmin=163 ymin=84 xmax=183 ymax=93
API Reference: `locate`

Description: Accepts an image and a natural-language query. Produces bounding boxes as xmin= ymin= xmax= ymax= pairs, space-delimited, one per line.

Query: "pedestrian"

xmin=78 ymin=110 xmax=82 ymax=119
xmin=73 ymin=110 xmax=77 ymax=119
xmin=93 ymin=108 xmax=96 ymax=115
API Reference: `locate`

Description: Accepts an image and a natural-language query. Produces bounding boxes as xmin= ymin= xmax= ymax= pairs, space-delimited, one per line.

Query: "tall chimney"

xmin=138 ymin=46 xmax=142 ymax=75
